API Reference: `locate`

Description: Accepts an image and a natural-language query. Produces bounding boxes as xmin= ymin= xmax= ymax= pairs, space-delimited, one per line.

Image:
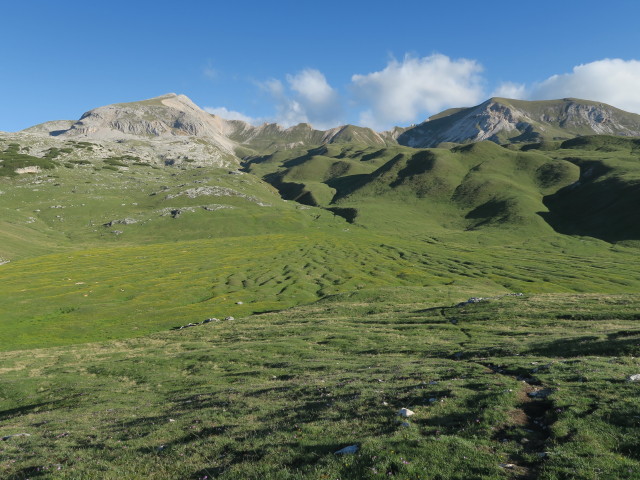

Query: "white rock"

xmin=627 ymin=374 xmax=640 ymax=382
xmin=398 ymin=408 xmax=415 ymax=418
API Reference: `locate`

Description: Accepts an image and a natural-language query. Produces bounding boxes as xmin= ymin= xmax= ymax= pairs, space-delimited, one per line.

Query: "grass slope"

xmin=246 ymin=141 xmax=580 ymax=235
xmin=1 ymin=291 xmax=639 ymax=479
xmin=535 ymin=136 xmax=640 ymax=243
xmin=2 ymin=137 xmax=640 ymax=350
xmin=0 ymin=142 xmax=346 ymax=260
xmin=2 ymin=228 xmax=640 ymax=351
xmin=2 ymin=134 xmax=640 ymax=478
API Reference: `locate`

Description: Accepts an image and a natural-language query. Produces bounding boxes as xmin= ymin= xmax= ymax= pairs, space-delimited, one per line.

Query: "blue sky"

xmin=2 ymin=0 xmax=640 ymax=131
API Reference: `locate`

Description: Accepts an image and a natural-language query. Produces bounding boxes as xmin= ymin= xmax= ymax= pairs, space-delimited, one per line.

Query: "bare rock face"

xmin=45 ymin=94 xmax=239 ymax=167
xmin=21 ymin=120 xmax=75 ymax=136
xmin=14 ymin=94 xmax=640 ymax=169
xmin=61 ymin=94 xmax=234 ymax=149
xmin=397 ymin=98 xmax=640 ymax=148
xmin=220 ymin=118 xmax=391 ymax=152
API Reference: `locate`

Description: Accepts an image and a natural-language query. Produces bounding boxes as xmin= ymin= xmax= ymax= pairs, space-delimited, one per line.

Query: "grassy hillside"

xmin=2 ymin=223 xmax=640 ymax=351
xmin=245 ymin=141 xmax=581 ymax=235
xmin=0 ymin=138 xmax=347 ymax=261
xmin=2 ymin=132 xmax=640 ymax=479
xmin=1 ymin=290 xmax=639 ymax=479
xmin=2 ymin=136 xmax=640 ymax=351
xmin=519 ymin=136 xmax=640 ymax=243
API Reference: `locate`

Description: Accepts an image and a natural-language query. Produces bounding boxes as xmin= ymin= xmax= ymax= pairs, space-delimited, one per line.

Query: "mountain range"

xmin=2 ymin=92 xmax=640 ymax=255
xmin=4 ymin=92 xmax=640 ymax=480
xmin=17 ymin=93 xmax=640 ymax=161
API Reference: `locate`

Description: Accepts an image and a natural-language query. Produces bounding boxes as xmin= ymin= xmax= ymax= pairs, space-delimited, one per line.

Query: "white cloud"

xmin=492 ymin=59 xmax=640 ymax=114
xmin=204 ymin=106 xmax=260 ymax=125
xmin=287 ymin=69 xmax=337 ymax=106
xmin=260 ymin=69 xmax=343 ymax=129
xmin=203 ymin=60 xmax=217 ymax=80
xmin=260 ymin=78 xmax=309 ymax=126
xmin=492 ymin=81 xmax=527 ymax=99
xmin=528 ymin=59 xmax=640 ymax=113
xmin=351 ymin=54 xmax=485 ymax=130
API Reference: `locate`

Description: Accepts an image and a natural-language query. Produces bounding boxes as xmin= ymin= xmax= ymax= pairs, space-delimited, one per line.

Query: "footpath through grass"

xmin=1 ymin=290 xmax=639 ymax=479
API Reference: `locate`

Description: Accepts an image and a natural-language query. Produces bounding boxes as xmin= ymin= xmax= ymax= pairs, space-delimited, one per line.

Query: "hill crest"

xmin=17 ymin=94 xmax=640 ymax=156
xmin=397 ymin=97 xmax=640 ymax=147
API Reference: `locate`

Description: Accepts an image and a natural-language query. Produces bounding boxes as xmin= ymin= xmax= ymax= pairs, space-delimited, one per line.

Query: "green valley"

xmin=1 ymin=95 xmax=640 ymax=479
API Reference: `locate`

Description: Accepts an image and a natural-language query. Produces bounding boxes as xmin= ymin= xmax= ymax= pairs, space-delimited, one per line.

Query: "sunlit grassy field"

xmin=1 ymin=136 xmax=640 ymax=478
xmin=1 ymin=291 xmax=639 ymax=479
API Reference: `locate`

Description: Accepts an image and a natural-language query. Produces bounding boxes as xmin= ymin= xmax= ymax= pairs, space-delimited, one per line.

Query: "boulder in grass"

xmin=398 ymin=408 xmax=415 ymax=418
xmin=627 ymin=374 xmax=640 ymax=382
xmin=334 ymin=444 xmax=358 ymax=455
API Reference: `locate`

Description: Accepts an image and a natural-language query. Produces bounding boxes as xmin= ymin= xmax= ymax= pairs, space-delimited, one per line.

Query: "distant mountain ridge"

xmin=20 ymin=94 xmax=640 ymax=157
xmin=4 ymin=93 xmax=640 ymax=253
xmin=397 ymin=97 xmax=640 ymax=147
xmin=58 ymin=93 xmax=236 ymax=150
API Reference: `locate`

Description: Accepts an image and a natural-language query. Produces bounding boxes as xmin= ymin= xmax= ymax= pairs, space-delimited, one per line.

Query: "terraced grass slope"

xmin=0 ymin=136 xmax=347 ymax=261
xmin=3 ymin=227 xmax=640 ymax=351
xmin=1 ymin=291 xmax=639 ymax=479
xmin=535 ymin=136 xmax=640 ymax=242
xmin=3 ymin=135 xmax=640 ymax=351
xmin=246 ymin=141 xmax=580 ymax=233
xmin=3 ymin=112 xmax=640 ymax=479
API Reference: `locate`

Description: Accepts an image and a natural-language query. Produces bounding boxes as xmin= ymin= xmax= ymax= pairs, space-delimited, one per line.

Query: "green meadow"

xmin=1 ymin=135 xmax=640 ymax=478
xmin=2 ymin=292 xmax=639 ymax=479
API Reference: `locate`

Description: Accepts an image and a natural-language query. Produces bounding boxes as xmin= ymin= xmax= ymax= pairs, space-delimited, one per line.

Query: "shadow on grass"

xmin=108 ymin=413 xmax=178 ymax=435
xmin=144 ymin=425 xmax=232 ymax=454
xmin=170 ymin=393 xmax=239 ymax=412
xmin=0 ymin=401 xmax=60 ymax=421
xmin=191 ymin=441 xmax=345 ymax=479
xmin=525 ymin=334 xmax=640 ymax=357
xmin=412 ymin=305 xmax=455 ymax=314
xmin=7 ymin=465 xmax=48 ymax=480
xmin=421 ymin=411 xmax=476 ymax=431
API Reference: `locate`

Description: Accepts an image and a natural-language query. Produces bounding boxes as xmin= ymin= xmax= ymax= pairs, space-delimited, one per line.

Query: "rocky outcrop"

xmin=20 ymin=94 xmax=240 ymax=168
xmin=397 ymin=98 xmax=640 ymax=148
xmin=221 ymin=119 xmax=392 ymax=152
xmin=21 ymin=120 xmax=75 ymax=136
xmin=59 ymin=94 xmax=235 ymax=151
xmin=15 ymin=95 xmax=640 ymax=167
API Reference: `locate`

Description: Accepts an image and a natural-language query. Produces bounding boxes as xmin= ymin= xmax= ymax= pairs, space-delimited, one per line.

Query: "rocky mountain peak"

xmin=56 ymin=94 xmax=234 ymax=152
xmin=397 ymin=97 xmax=640 ymax=148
